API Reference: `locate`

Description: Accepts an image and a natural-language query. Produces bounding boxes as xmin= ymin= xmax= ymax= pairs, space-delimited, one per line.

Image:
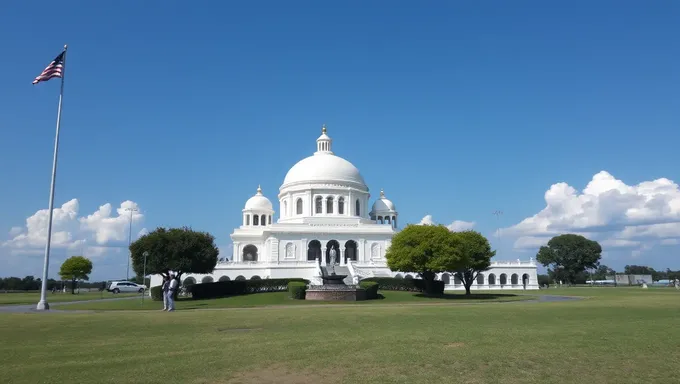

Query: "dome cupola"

xmin=370 ymin=189 xmax=398 ymax=228
xmin=242 ymin=185 xmax=274 ymax=227
xmin=315 ymin=124 xmax=333 ymax=154
xmin=281 ymin=125 xmax=367 ymax=190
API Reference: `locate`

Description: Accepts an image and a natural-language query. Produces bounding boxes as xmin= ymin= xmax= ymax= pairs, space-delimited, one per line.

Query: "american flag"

xmin=32 ymin=51 xmax=65 ymax=84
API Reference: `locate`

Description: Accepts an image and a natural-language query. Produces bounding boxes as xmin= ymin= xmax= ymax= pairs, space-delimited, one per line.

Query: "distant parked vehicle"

xmin=107 ymin=281 xmax=147 ymax=294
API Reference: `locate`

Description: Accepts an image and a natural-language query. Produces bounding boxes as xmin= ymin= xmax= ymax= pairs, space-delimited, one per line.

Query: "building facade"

xmin=150 ymin=126 xmax=539 ymax=291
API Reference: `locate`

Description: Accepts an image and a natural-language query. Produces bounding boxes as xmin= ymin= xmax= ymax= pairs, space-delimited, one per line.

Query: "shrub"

xmin=150 ymin=285 xmax=178 ymax=301
xmin=189 ymin=278 xmax=309 ymax=300
xmin=288 ymin=281 xmax=307 ymax=300
xmin=359 ymin=281 xmax=379 ymax=299
xmin=150 ymin=285 xmax=163 ymax=301
xmin=362 ymin=277 xmax=445 ymax=295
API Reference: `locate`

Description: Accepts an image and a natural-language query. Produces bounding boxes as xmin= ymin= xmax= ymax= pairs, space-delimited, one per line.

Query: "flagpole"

xmin=37 ymin=44 xmax=68 ymax=311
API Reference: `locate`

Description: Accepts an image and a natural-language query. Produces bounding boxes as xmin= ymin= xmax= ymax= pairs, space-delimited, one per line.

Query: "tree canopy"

xmin=386 ymin=224 xmax=462 ymax=294
xmin=452 ymin=230 xmax=495 ymax=295
xmin=591 ymin=264 xmax=616 ymax=280
xmin=129 ymin=227 xmax=219 ymax=282
xmin=59 ymin=256 xmax=93 ymax=294
xmin=536 ymin=234 xmax=602 ymax=284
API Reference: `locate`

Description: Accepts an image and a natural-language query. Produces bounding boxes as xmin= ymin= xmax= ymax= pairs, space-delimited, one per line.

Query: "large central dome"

xmin=281 ymin=126 xmax=367 ymax=189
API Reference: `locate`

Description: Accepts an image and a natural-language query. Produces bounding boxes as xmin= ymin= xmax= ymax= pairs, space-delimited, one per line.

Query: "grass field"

xmin=1 ymin=287 xmax=679 ymax=384
xmin=58 ymin=290 xmax=532 ymax=310
xmin=0 ymin=290 xmax=139 ymax=306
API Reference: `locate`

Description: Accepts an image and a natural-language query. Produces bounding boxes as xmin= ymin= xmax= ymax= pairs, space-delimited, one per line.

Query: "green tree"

xmin=129 ymin=227 xmax=219 ymax=283
xmin=386 ymin=224 xmax=462 ymax=294
xmin=591 ymin=264 xmax=615 ymax=280
xmin=536 ymin=234 xmax=602 ymax=285
xmin=58 ymin=256 xmax=93 ymax=294
xmin=624 ymin=265 xmax=656 ymax=276
xmin=452 ymin=230 xmax=495 ymax=295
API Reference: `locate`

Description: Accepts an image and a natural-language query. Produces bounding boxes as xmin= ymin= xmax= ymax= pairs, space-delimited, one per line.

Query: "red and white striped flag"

xmin=32 ymin=51 xmax=65 ymax=84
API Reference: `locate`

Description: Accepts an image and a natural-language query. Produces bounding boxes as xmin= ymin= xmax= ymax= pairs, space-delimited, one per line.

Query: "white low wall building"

xmin=150 ymin=127 xmax=539 ymax=291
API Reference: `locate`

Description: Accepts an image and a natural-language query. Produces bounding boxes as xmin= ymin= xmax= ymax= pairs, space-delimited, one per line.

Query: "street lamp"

xmin=124 ymin=207 xmax=138 ymax=281
xmin=141 ymin=251 xmax=149 ymax=305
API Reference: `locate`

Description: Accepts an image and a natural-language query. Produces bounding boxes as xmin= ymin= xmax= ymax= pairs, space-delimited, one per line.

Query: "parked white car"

xmin=107 ymin=281 xmax=147 ymax=294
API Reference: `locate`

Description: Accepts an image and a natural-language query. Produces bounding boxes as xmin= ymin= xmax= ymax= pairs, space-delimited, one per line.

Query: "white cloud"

xmin=660 ymin=239 xmax=680 ymax=246
xmin=3 ymin=198 xmax=144 ymax=258
xmin=506 ymin=171 xmax=680 ymax=254
xmin=418 ymin=215 xmax=476 ymax=232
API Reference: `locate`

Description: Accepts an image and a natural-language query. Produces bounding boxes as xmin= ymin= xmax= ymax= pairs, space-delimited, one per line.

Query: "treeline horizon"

xmin=538 ymin=264 xmax=680 ymax=285
xmin=0 ymin=275 xmax=150 ymax=291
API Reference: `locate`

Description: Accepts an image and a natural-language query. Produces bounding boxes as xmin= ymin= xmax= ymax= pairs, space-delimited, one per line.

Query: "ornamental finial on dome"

xmin=315 ymin=124 xmax=333 ymax=154
xmin=380 ymin=189 xmax=385 ymax=198
xmin=256 ymin=185 xmax=262 ymax=195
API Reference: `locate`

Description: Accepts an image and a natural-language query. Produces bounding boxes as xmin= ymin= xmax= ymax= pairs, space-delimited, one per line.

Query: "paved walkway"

xmin=0 ymin=296 xmax=141 ymax=313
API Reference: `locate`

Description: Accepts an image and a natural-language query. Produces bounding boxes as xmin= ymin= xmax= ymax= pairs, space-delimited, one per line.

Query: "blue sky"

xmin=1 ymin=1 xmax=679 ymax=280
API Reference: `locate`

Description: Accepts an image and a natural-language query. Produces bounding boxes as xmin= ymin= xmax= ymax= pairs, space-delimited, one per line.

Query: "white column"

xmin=340 ymin=247 xmax=346 ymax=265
xmin=322 ymin=196 xmax=327 ymax=214
xmin=301 ymin=239 xmax=307 ymax=261
xmin=348 ymin=191 xmax=353 ymax=216
xmin=233 ymin=243 xmax=240 ymax=262
xmin=321 ymin=241 xmax=327 ymax=266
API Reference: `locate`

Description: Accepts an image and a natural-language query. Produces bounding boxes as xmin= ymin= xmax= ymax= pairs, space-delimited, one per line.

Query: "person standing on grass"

xmin=161 ymin=275 xmax=170 ymax=311
xmin=167 ymin=272 xmax=179 ymax=311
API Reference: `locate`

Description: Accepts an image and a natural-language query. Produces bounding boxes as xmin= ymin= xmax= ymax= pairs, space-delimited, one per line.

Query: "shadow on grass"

xmin=412 ymin=293 xmax=519 ymax=300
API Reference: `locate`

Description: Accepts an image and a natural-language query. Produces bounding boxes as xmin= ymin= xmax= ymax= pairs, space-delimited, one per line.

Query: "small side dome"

xmin=244 ymin=185 xmax=273 ymax=211
xmin=371 ymin=189 xmax=396 ymax=213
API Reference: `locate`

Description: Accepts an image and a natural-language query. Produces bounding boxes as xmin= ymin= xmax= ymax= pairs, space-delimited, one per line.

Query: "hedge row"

xmin=150 ymin=285 xmax=179 ymax=301
xmin=361 ymin=277 xmax=444 ymax=295
xmin=359 ymin=281 xmax=379 ymax=299
xmin=288 ymin=282 xmax=307 ymax=300
xmin=189 ymin=278 xmax=309 ymax=300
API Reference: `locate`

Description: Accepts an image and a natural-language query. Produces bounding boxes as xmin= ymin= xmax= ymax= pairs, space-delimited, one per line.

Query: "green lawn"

xmin=58 ymin=290 xmax=531 ymax=311
xmin=1 ymin=287 xmax=679 ymax=384
xmin=0 ymin=290 xmax=139 ymax=306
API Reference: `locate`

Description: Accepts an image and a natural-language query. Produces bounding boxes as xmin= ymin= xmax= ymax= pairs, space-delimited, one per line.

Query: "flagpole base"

xmin=36 ymin=301 xmax=50 ymax=311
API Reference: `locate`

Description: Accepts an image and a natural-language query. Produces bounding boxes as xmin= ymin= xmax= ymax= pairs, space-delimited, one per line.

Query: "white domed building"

xmin=164 ymin=126 xmax=538 ymax=290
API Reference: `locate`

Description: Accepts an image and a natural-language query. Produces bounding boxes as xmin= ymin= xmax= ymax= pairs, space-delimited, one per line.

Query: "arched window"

xmin=296 ymin=198 xmax=303 ymax=215
xmin=315 ymin=196 xmax=323 ymax=214
xmin=326 ymin=196 xmax=334 ymax=214
xmin=260 ymin=214 xmax=266 ymax=226
xmin=307 ymin=240 xmax=321 ymax=261
xmin=378 ymin=216 xmax=383 ymax=223
xmin=253 ymin=215 xmax=259 ymax=225
xmin=338 ymin=197 xmax=345 ymax=214
xmin=392 ymin=216 xmax=397 ymax=228
xmin=201 ymin=276 xmax=213 ymax=284
xmin=355 ymin=199 xmax=361 ymax=216
xmin=242 ymin=244 xmax=258 ymax=262
xmin=441 ymin=273 xmax=451 ymax=285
